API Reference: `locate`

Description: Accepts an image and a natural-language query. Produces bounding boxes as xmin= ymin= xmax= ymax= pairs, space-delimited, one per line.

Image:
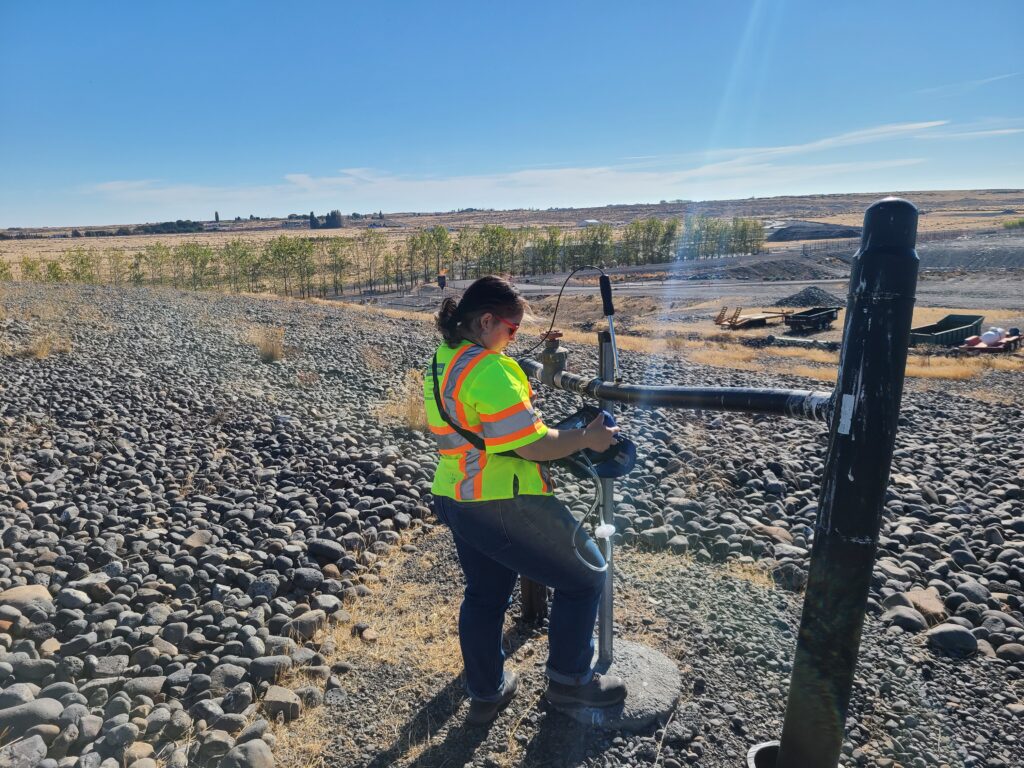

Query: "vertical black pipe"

xmin=776 ymin=198 xmax=919 ymax=768
xmin=597 ymin=331 xmax=615 ymax=665
xmin=520 ymin=576 xmax=548 ymax=624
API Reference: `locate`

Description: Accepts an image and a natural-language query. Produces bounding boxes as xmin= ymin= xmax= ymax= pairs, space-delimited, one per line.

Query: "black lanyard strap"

xmin=432 ymin=350 xmax=487 ymax=451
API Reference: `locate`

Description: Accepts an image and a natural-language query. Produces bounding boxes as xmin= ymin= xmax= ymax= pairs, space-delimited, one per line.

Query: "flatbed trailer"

xmin=959 ymin=333 xmax=1022 ymax=353
xmin=784 ymin=306 xmax=842 ymax=334
xmin=717 ymin=306 xmax=790 ymax=330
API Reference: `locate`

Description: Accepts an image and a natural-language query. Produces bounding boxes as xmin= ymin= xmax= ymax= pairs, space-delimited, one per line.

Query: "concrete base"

xmin=747 ymin=741 xmax=780 ymax=767
xmin=548 ymin=639 xmax=681 ymax=731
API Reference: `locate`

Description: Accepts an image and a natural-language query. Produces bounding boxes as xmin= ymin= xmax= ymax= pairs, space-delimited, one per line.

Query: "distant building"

xmin=579 ymin=219 xmax=602 ymax=227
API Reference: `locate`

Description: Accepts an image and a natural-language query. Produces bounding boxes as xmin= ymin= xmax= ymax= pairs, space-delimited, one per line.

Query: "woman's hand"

xmin=582 ymin=412 xmax=619 ymax=453
xmin=513 ymin=412 xmax=619 ymax=462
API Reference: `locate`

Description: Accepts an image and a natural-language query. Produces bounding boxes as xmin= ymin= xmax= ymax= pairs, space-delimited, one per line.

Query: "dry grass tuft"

xmin=549 ymin=327 xmax=672 ymax=355
xmin=905 ymin=354 xmax=1024 ymax=380
xmin=905 ymin=353 xmax=1023 ymax=380
xmin=619 ymin=547 xmax=691 ymax=582
xmin=685 ymin=343 xmax=760 ymax=371
xmin=360 ymin=346 xmax=388 ymax=371
xmin=976 ymin=354 xmax=1024 ymax=372
xmin=771 ymin=348 xmax=1024 ymax=383
xmin=722 ymin=559 xmax=777 ymax=590
xmin=333 ymin=568 xmax=462 ymax=677
xmin=776 ymin=363 xmax=838 ymax=383
xmin=602 ymin=334 xmax=672 ymax=355
xmin=375 ymin=369 xmax=430 ymax=432
xmin=616 ymin=549 xmax=694 ymax=611
xmin=526 ymin=294 xmax=604 ymax=324
xmin=631 ymin=319 xmax=706 ymax=336
xmin=270 ymin=533 xmax=463 ymax=768
xmin=765 ymin=347 xmax=839 ymax=365
xmin=910 ymin=306 xmax=1018 ymax=326
xmin=16 ymin=332 xmax=73 ymax=359
xmin=905 ymin=356 xmax=983 ymax=380
xmin=959 ymin=388 xmax=1013 ymax=404
xmin=331 ymin=300 xmax=435 ymax=324
xmin=247 ymin=326 xmax=285 ymax=362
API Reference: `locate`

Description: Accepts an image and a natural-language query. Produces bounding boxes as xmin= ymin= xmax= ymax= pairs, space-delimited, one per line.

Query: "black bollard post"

xmin=772 ymin=198 xmax=920 ymax=768
xmin=520 ymin=577 xmax=548 ymax=624
xmin=597 ymin=330 xmax=616 ymax=664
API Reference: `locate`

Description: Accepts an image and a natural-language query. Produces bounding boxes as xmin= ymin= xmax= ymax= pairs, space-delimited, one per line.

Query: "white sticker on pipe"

xmin=838 ymin=393 xmax=855 ymax=435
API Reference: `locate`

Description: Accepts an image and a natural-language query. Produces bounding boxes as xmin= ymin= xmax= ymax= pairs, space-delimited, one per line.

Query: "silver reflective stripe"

xmin=482 ymin=405 xmax=540 ymax=442
xmin=434 ymin=431 xmax=469 ymax=452
xmin=442 ymin=345 xmax=489 ymax=429
xmin=458 ymin=449 xmax=483 ymax=499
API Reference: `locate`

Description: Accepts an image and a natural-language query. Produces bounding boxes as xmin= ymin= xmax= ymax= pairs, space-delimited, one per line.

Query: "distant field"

xmin=3 ymin=189 xmax=1022 ymax=265
xmin=812 ymin=206 xmax=1024 ymax=233
xmin=0 ymin=226 xmax=343 ymax=262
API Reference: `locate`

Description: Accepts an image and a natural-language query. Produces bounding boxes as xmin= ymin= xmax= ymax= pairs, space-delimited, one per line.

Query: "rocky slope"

xmin=1 ymin=284 xmax=1022 ymax=767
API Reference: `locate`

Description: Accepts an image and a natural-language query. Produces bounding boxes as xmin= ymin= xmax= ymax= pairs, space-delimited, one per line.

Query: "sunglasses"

xmin=495 ymin=315 xmax=521 ymax=337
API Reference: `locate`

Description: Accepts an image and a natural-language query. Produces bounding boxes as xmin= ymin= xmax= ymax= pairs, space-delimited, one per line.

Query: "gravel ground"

xmin=318 ymin=525 xmax=1024 ymax=768
xmin=1 ymin=283 xmax=1022 ymax=768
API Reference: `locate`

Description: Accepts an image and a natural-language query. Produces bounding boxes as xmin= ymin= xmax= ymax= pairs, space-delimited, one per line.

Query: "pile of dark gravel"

xmin=1 ymin=283 xmax=1022 ymax=768
xmin=766 ymin=221 xmax=862 ymax=242
xmin=773 ymin=286 xmax=846 ymax=307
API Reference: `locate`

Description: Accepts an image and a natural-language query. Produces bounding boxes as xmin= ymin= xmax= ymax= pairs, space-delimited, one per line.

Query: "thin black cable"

xmin=516 ymin=265 xmax=606 ymax=358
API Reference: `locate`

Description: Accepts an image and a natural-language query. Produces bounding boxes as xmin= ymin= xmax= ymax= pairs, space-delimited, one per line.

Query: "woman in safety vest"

xmin=424 ymin=275 xmax=627 ymax=725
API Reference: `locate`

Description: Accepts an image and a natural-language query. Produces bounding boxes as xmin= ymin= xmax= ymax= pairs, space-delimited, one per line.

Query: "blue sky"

xmin=1 ymin=1 xmax=1022 ymax=227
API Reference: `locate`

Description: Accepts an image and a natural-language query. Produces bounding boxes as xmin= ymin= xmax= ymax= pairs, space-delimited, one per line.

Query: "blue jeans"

xmin=432 ymin=493 xmax=607 ymax=702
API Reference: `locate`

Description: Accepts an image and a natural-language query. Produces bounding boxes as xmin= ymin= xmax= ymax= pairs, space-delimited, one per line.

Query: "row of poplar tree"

xmin=3 ymin=216 xmax=764 ymax=297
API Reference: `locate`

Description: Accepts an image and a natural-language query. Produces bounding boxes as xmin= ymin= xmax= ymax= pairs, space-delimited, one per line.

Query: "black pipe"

xmin=774 ymin=198 xmax=919 ymax=768
xmin=517 ymin=358 xmax=832 ymax=421
xmin=599 ymin=274 xmax=615 ymax=316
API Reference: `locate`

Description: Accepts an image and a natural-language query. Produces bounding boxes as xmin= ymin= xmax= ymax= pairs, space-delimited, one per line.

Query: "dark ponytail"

xmin=436 ymin=275 xmax=527 ymax=348
xmin=437 ymin=296 xmax=462 ymax=346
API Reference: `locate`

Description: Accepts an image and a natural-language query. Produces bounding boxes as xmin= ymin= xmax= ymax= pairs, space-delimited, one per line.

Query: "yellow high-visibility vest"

xmin=424 ymin=340 xmax=553 ymax=501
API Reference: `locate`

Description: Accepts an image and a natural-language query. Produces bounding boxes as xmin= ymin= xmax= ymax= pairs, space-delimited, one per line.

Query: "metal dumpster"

xmin=908 ymin=314 xmax=984 ymax=347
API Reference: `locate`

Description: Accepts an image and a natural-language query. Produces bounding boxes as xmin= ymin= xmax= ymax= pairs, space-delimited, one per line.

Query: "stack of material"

xmin=773 ymin=286 xmax=846 ymax=307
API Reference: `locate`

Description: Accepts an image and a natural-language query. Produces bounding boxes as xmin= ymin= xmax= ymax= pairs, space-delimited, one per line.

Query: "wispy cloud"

xmin=85 ymin=159 xmax=925 ymax=215
xmin=910 ymin=117 xmax=1024 ymax=140
xmin=916 ymin=72 xmax=1022 ymax=97
xmin=746 ymin=121 xmax=948 ymax=157
xmin=82 ymin=119 xmax=1015 ymax=217
xmin=916 ymin=127 xmax=1024 ymax=139
xmin=614 ymin=120 xmax=948 ymax=170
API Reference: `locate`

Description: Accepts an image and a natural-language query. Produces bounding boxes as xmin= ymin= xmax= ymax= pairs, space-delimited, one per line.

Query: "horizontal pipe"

xmin=517 ymin=358 xmax=833 ymax=421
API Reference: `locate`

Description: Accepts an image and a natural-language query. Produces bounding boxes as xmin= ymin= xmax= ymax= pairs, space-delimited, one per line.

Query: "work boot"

xmin=466 ymin=671 xmax=519 ymax=725
xmin=545 ymin=672 xmax=627 ymax=708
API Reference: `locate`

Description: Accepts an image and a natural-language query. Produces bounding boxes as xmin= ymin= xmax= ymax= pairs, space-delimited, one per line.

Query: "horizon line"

xmin=5 ymin=186 xmax=1023 ymax=231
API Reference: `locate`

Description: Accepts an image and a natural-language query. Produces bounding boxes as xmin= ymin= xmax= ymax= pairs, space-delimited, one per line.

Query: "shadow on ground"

xmin=363 ymin=623 xmax=546 ymax=768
